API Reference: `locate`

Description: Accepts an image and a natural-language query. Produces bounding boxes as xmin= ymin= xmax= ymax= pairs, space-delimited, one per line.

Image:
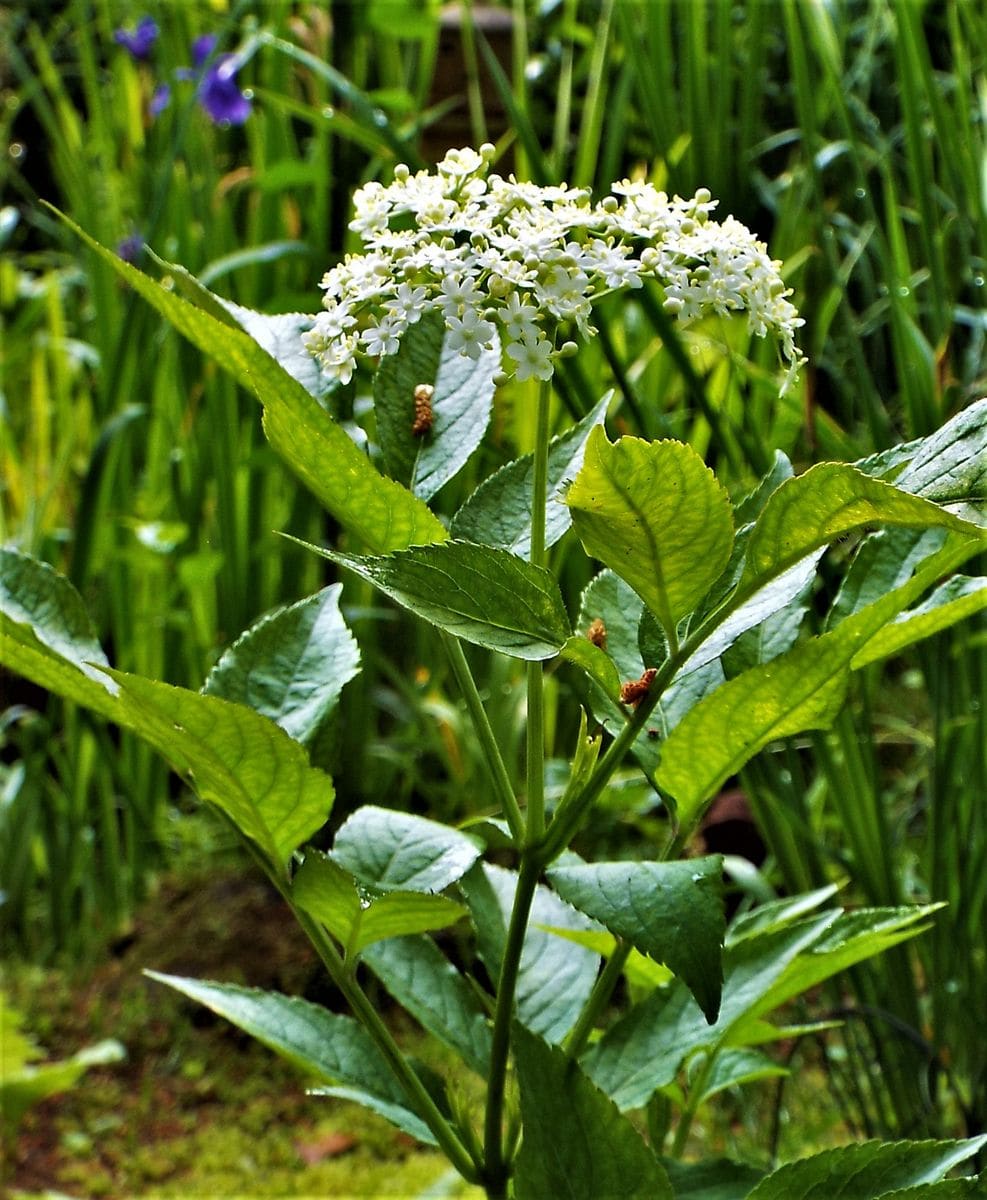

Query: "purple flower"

xmin=117 ymin=233 xmax=145 ymax=263
xmin=113 ymin=16 xmax=158 ymax=61
xmin=197 ymin=55 xmax=252 ymax=126
xmin=149 ymin=84 xmax=171 ymax=118
xmin=192 ymin=34 xmax=218 ymax=69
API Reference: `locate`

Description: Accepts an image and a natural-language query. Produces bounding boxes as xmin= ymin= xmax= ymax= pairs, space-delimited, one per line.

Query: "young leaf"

xmin=0 ymin=550 xmax=120 ymax=720
xmin=51 ymin=208 xmax=445 ymax=553
xmin=696 ymin=1047 xmax=788 ymax=1104
xmin=741 ymin=463 xmax=981 ymax=592
xmin=560 ymin=634 xmax=623 ymax=701
xmin=513 ymin=1024 xmax=674 ymax=1200
xmin=309 ymin=540 xmax=571 ymax=660
xmin=566 ymin=429 xmax=734 ymax=641
xmin=459 ymin=863 xmax=601 ymax=1043
xmin=362 ymin=937 xmax=493 ymax=1076
xmin=203 ymin=585 xmax=360 ymax=744
xmin=451 ymin=393 xmax=612 ymax=555
xmin=109 ymin=672 xmax=334 ymax=867
xmin=744 ymin=1137 xmax=987 ymax=1199
xmin=374 ymin=311 xmax=498 ymax=501
xmin=145 ymin=973 xmax=437 ymax=1144
xmin=332 ymin=807 xmax=482 ymax=894
xmin=547 ymin=857 xmax=725 ymax=1022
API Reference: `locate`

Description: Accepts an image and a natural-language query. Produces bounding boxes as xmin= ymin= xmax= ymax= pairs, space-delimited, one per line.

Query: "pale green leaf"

xmin=560 ymin=634 xmax=622 ymax=701
xmin=332 ymin=806 xmax=482 ymax=894
xmin=548 ymin=858 xmax=725 ymax=1022
xmin=51 ymin=208 xmax=444 ymax=553
xmin=374 ymin=311 xmax=498 ymax=501
xmin=567 ymin=429 xmax=734 ymax=639
xmin=851 ymin=576 xmax=987 ymax=669
xmin=362 ymin=937 xmax=493 ymax=1076
xmin=0 ymin=550 xmax=120 ymax=721
xmin=145 ymin=973 xmax=436 ymax=1144
xmin=109 ymin=673 xmax=334 ymax=866
xmin=313 ymin=540 xmax=571 ymax=660
xmin=203 ymin=585 xmax=360 ymax=744
xmin=460 ymin=863 xmax=600 ymax=1043
xmin=451 ymin=394 xmax=612 ymax=555
xmin=745 ymin=1137 xmax=987 ymax=1199
xmin=513 ymin=1025 xmax=674 ymax=1200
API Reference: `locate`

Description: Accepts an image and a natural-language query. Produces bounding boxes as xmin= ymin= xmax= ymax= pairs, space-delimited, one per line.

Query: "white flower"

xmin=506 ymin=333 xmax=554 ymax=382
xmin=446 ymin=309 xmax=497 ymax=360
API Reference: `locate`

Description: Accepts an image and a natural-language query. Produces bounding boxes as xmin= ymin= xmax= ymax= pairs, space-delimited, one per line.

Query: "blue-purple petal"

xmin=149 ymin=84 xmax=171 ymax=118
xmin=113 ymin=16 xmax=158 ymax=61
xmin=198 ymin=57 xmax=252 ymax=125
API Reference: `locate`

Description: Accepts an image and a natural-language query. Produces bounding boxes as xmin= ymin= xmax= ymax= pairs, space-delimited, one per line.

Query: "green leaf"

xmin=331 ymin=806 xmax=482 ymax=893
xmin=662 ymin=1157 xmax=765 ymax=1200
xmin=460 ymin=863 xmax=601 ymax=1043
xmin=109 ymin=673 xmax=334 ymax=866
xmin=827 ymin=529 xmax=946 ymax=627
xmin=566 ymin=429 xmax=734 ymax=640
xmin=727 ymin=884 xmax=842 ymax=945
xmin=560 ymin=634 xmax=623 ymax=701
xmin=850 ymin=576 xmax=987 ymax=669
xmin=51 ymin=208 xmax=444 ymax=553
xmin=314 ymin=540 xmax=571 ymax=661
xmin=293 ymin=851 xmax=466 ymax=956
xmin=741 ymin=463 xmax=981 ymax=592
xmin=655 ymin=539 xmax=981 ymax=828
xmin=451 ymin=394 xmax=612 ymax=555
xmin=513 ymin=1025 xmax=674 ymax=1200
xmin=223 ymin=304 xmax=336 ymax=402
xmin=203 ymin=585 xmax=360 ymax=744
xmin=0 ymin=550 xmax=120 ymax=721
xmin=745 ymin=1137 xmax=987 ymax=1199
xmin=879 ymin=1182 xmax=984 ymax=1199
xmin=145 ymin=973 xmax=436 ymax=1144
xmin=547 ymin=858 xmax=725 ymax=1022
xmin=374 ymin=311 xmax=498 ymax=501
xmin=362 ymin=937 xmax=493 ymax=1076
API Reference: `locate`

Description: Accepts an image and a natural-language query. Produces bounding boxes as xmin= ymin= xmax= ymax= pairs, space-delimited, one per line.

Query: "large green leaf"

xmin=745 ymin=1137 xmax=986 ymax=1199
xmin=331 ymin=806 xmax=482 ymax=894
xmin=311 ymin=540 xmax=571 ymax=660
xmin=451 ymin=394 xmax=612 ymax=555
xmin=109 ymin=673 xmax=334 ymax=866
xmin=203 ymin=585 xmax=360 ymax=744
xmin=741 ymin=463 xmax=980 ymax=592
xmin=459 ymin=863 xmax=601 ymax=1043
xmin=655 ymin=538 xmax=981 ymax=827
xmin=53 ymin=208 xmax=444 ymax=553
xmin=362 ymin=936 xmax=493 ymax=1076
xmin=0 ymin=550 xmax=120 ymax=720
xmin=374 ymin=311 xmax=498 ymax=501
xmin=292 ymin=852 xmax=466 ymax=956
xmin=662 ymin=1158 xmax=764 ymax=1200
xmin=513 ymin=1025 xmax=674 ymax=1200
xmin=548 ymin=857 xmax=725 ymax=1022
xmin=566 ymin=429 xmax=734 ymax=640
xmin=145 ymin=974 xmax=436 ymax=1144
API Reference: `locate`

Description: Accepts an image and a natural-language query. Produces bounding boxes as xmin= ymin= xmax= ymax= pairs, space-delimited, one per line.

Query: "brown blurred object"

xmin=421 ymin=4 xmax=514 ymax=165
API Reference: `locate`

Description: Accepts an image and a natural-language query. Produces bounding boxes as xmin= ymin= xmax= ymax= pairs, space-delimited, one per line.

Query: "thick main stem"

xmin=525 ymin=374 xmax=552 ymax=843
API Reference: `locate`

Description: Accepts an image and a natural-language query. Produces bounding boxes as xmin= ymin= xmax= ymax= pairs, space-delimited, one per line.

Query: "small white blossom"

xmin=306 ymin=146 xmax=805 ymax=388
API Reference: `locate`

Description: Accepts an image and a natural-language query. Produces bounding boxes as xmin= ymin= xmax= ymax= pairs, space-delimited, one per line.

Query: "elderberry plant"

xmin=6 ymin=157 xmax=987 ymax=1197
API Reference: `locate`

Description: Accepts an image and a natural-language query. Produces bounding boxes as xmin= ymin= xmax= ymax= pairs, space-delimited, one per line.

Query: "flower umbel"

xmin=305 ymin=146 xmax=805 ymax=389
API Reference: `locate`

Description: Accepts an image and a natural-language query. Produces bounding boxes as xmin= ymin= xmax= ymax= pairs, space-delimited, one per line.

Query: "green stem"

xmin=564 ymin=939 xmax=632 ymax=1060
xmin=670 ymin=1049 xmax=718 ymax=1159
xmin=442 ymin=632 xmax=524 ymax=841
xmin=483 ymin=853 xmax=541 ymax=1195
xmin=525 ymin=374 xmax=553 ymax=843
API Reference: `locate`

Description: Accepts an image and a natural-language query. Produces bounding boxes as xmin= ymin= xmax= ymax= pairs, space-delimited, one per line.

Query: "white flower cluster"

xmin=304 ymin=145 xmax=805 ymax=389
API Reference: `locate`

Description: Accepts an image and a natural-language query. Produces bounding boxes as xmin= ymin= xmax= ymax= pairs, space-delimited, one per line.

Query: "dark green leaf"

xmin=332 ymin=807 xmax=482 ymax=894
xmin=745 ymin=1137 xmax=987 ymax=1199
xmin=513 ymin=1025 xmax=674 ymax=1200
xmin=451 ymin=394 xmax=612 ymax=554
xmin=203 ymin=585 xmax=360 ymax=744
xmin=567 ymin=429 xmax=734 ymax=640
xmin=696 ymin=1048 xmax=787 ymax=1103
xmin=315 ymin=540 xmax=571 ymax=660
xmin=374 ymin=311 xmax=497 ymax=501
xmin=362 ymin=937 xmax=493 ymax=1076
xmin=145 ymin=973 xmax=435 ymax=1144
xmin=459 ymin=863 xmax=601 ymax=1043
xmin=662 ymin=1157 xmax=764 ymax=1200
xmin=548 ymin=858 xmax=725 ymax=1022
